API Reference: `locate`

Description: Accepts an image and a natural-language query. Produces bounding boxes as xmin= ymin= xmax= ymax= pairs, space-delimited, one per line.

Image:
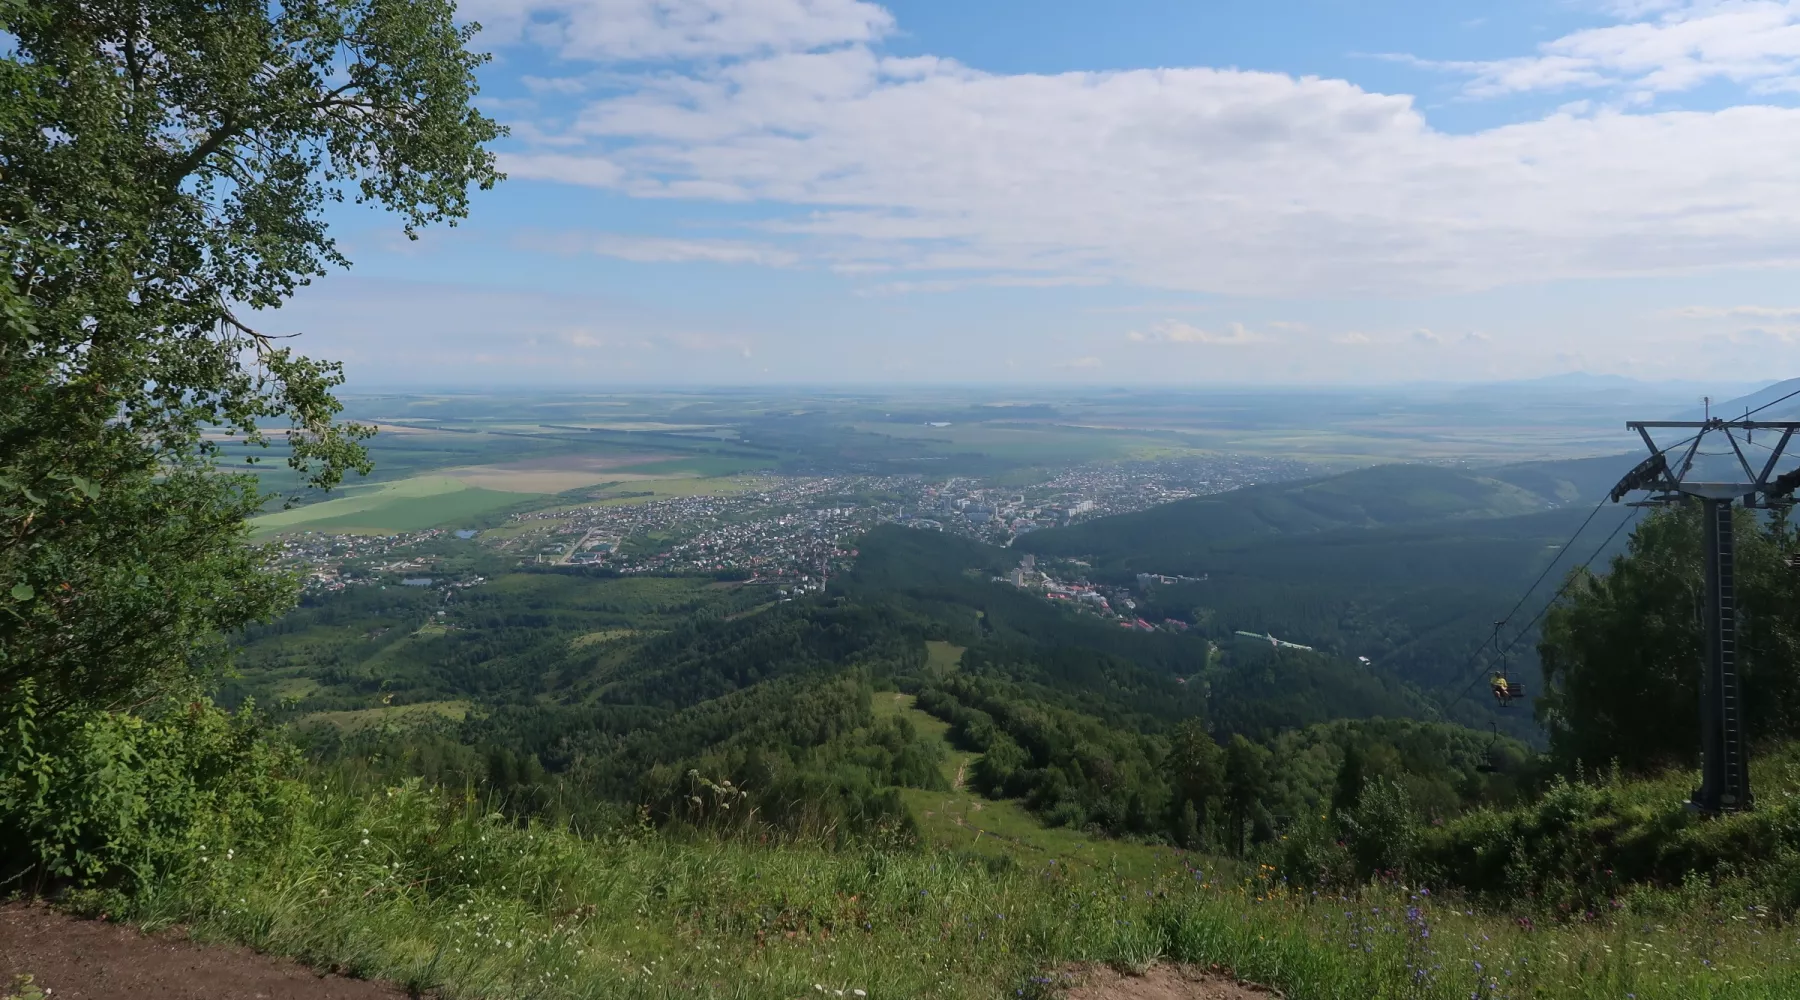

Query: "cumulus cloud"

xmin=462 ymin=0 xmax=892 ymax=60
xmin=1429 ymin=1 xmax=1800 ymax=98
xmin=500 ymin=55 xmax=1800 ymax=296
xmin=476 ymin=0 xmax=1800 ymax=302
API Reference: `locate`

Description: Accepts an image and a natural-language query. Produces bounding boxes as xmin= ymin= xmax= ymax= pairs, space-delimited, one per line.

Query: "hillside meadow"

xmin=84 ymin=771 xmax=1800 ymax=1000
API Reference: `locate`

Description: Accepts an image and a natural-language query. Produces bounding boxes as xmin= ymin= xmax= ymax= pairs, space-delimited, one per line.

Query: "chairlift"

xmin=1490 ymin=671 xmax=1524 ymax=707
xmin=1486 ymin=624 xmax=1524 ymax=708
xmin=1476 ymin=722 xmax=1502 ymax=774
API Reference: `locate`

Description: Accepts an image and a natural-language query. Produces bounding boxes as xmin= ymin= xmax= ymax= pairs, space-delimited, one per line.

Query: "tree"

xmin=1222 ymin=734 xmax=1271 ymax=857
xmin=1330 ymin=741 xmax=1366 ymax=817
xmin=1538 ymin=505 xmax=1800 ymax=773
xmin=1 ymin=0 xmax=502 ymax=715
xmin=1166 ymin=718 xmax=1223 ymax=848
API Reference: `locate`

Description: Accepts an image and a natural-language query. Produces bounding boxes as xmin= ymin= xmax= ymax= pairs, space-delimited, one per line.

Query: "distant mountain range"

xmin=1676 ymin=376 xmax=1800 ymax=421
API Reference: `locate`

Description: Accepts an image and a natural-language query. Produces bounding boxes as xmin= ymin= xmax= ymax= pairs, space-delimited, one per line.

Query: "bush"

xmin=1415 ymin=769 xmax=1800 ymax=915
xmin=0 ymin=681 xmax=300 ymax=889
xmin=1340 ymin=777 xmax=1418 ymax=879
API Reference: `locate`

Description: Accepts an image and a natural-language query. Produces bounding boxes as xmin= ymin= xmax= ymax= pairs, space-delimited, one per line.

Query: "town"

xmin=265 ymin=455 xmax=1310 ymax=592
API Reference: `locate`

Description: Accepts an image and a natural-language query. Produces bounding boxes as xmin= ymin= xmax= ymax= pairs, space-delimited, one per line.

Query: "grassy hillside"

xmin=83 ymin=762 xmax=1800 ymax=1000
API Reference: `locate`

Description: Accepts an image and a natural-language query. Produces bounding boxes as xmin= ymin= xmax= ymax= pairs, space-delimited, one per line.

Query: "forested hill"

xmin=1009 ymin=456 xmax=1643 ymax=720
xmin=222 ymin=522 xmax=1458 ymax=843
xmin=1016 ymin=457 xmax=1633 ymax=574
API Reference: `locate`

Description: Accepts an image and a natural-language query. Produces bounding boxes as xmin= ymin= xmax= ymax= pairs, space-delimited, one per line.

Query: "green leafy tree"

xmin=1222 ymin=734 xmax=1272 ymax=857
xmin=1166 ymin=718 xmax=1223 ymax=848
xmin=1330 ymin=741 xmax=1366 ymax=817
xmin=1538 ymin=505 xmax=1800 ymax=773
xmin=0 ymin=0 xmax=499 ymax=883
xmin=1 ymin=0 xmax=502 ymax=714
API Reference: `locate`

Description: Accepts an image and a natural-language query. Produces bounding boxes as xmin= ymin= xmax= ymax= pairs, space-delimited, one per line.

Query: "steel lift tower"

xmin=1611 ymin=415 xmax=1800 ymax=814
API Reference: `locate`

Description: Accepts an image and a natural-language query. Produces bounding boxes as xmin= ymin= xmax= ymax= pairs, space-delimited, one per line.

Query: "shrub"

xmin=0 ymin=681 xmax=300 ymax=889
xmin=1415 ymin=769 xmax=1800 ymax=915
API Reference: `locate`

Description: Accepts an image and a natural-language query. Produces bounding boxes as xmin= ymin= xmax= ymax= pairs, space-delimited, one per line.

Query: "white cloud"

xmin=451 ymin=0 xmax=1800 ymax=327
xmin=518 ymin=230 xmax=802 ymax=266
xmin=1131 ymin=320 xmax=1271 ymax=346
xmin=497 ymin=36 xmax=1800 ymax=297
xmin=1669 ymin=304 xmax=1800 ymax=318
xmin=857 ymin=274 xmax=1108 ymax=296
xmin=1432 ymin=1 xmax=1800 ymax=98
xmin=464 ymin=0 xmax=893 ymax=60
xmin=1723 ymin=324 xmax=1800 ymax=343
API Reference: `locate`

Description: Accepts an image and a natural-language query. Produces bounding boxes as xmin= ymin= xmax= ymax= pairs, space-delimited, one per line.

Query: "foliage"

xmin=87 ymin=771 xmax=1800 ymax=1000
xmin=0 ymin=681 xmax=298 ymax=888
xmin=1414 ymin=748 xmax=1800 ymax=917
xmin=1166 ymin=719 xmax=1223 ymax=849
xmin=1539 ymin=505 xmax=1800 ymax=773
xmin=1 ymin=0 xmax=499 ymax=884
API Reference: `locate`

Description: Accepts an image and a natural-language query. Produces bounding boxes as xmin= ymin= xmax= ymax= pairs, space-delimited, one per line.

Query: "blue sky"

xmin=282 ymin=0 xmax=1800 ymax=386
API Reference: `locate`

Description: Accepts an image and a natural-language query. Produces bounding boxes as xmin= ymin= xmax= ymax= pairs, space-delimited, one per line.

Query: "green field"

xmin=253 ymin=475 xmax=542 ymax=535
xmin=611 ymin=455 xmax=776 ymax=477
xmin=873 ymin=690 xmax=1177 ymax=880
xmin=298 ymin=699 xmax=470 ymax=732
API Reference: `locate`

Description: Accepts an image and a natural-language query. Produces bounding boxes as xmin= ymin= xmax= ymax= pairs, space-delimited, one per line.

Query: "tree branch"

xmin=166 ymin=111 xmax=244 ymax=191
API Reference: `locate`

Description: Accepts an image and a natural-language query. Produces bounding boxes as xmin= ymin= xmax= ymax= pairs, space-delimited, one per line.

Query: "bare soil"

xmin=0 ymin=904 xmax=401 ymax=1000
xmin=1058 ymin=963 xmax=1276 ymax=1000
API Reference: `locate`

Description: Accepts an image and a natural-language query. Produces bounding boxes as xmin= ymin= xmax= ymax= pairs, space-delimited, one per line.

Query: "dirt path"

xmin=0 ymin=904 xmax=401 ymax=1000
xmin=1059 ymin=963 xmax=1275 ymax=1000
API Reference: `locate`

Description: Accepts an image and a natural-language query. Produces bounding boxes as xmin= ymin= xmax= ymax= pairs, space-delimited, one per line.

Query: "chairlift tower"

xmin=1612 ymin=413 xmax=1800 ymax=814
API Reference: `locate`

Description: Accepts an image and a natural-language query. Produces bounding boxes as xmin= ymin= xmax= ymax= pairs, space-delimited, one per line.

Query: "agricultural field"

xmin=251 ymin=475 xmax=540 ymax=535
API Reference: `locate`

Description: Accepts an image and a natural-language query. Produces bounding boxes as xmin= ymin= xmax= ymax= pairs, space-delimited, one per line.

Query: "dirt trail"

xmin=1059 ymin=963 xmax=1275 ymax=1000
xmin=0 ymin=904 xmax=401 ymax=1000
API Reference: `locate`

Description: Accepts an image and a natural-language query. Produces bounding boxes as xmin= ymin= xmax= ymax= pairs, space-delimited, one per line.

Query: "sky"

xmin=279 ymin=0 xmax=1800 ymax=386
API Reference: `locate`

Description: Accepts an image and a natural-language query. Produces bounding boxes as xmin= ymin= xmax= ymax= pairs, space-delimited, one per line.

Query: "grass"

xmin=297 ymin=700 xmax=470 ymax=732
xmin=923 ymin=641 xmax=964 ymax=676
xmin=875 ymin=691 xmax=1177 ymax=881
xmin=569 ymin=629 xmax=640 ymax=650
xmin=103 ymin=775 xmax=1800 ymax=1000
xmin=610 ymin=456 xmax=776 ymax=478
xmin=253 ymin=476 xmax=539 ymax=535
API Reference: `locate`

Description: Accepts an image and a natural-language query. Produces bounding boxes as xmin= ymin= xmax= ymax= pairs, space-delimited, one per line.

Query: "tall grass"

xmin=76 ymin=776 xmax=1799 ymax=1000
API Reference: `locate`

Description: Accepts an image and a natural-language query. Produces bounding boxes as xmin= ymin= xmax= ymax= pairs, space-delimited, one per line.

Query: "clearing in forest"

xmin=876 ymin=690 xmax=1177 ymax=880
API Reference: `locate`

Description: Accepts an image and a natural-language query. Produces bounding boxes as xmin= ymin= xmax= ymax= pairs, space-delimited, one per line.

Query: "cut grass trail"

xmin=874 ymin=691 xmax=1174 ymax=881
xmin=102 ymin=777 xmax=1800 ymax=1000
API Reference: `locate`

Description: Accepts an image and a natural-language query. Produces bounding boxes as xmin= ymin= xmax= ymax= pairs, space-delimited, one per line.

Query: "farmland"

xmin=252 ymin=476 xmax=540 ymax=535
